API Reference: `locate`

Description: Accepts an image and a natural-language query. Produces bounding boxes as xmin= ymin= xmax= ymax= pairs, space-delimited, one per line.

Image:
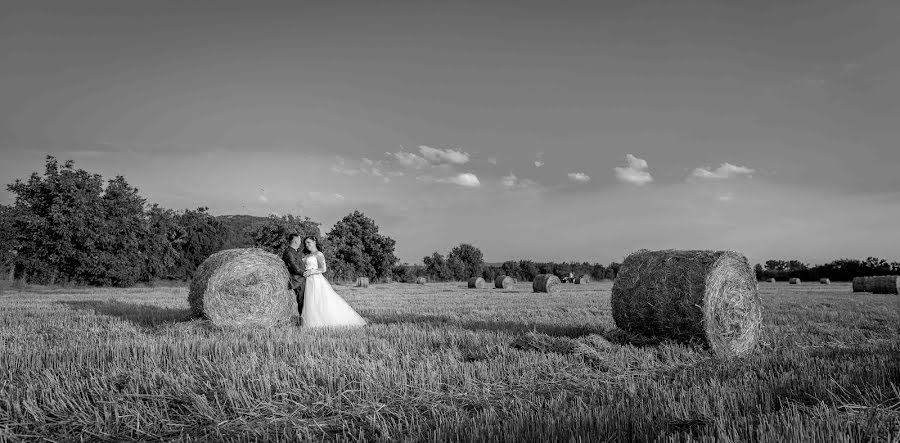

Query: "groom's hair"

xmin=287 ymin=233 xmax=301 ymax=244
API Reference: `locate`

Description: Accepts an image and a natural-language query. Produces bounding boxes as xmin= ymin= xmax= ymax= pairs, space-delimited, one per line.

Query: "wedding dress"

xmin=300 ymin=252 xmax=367 ymax=327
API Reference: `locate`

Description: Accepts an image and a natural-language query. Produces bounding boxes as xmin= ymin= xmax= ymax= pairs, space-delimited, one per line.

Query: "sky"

xmin=1 ymin=0 xmax=899 ymax=265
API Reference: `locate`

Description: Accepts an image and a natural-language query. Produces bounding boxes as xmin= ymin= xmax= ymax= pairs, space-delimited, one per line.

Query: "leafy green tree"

xmin=518 ymin=260 xmax=538 ymax=281
xmin=423 ymin=252 xmax=451 ymax=281
xmin=447 ymin=243 xmax=484 ymax=280
xmin=325 ymin=211 xmax=398 ymax=282
xmin=250 ymin=214 xmax=321 ymax=254
xmin=169 ymin=207 xmax=228 ymax=280
xmin=500 ymin=260 xmax=520 ymax=280
xmin=142 ymin=205 xmax=184 ymax=281
xmin=0 ymin=205 xmax=18 ymax=280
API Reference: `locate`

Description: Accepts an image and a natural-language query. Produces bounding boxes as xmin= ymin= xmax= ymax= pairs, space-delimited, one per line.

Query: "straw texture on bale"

xmin=766 ymin=278 xmax=776 ymax=283
xmin=789 ymin=278 xmax=801 ymax=285
xmin=852 ymin=276 xmax=867 ymax=292
xmin=468 ymin=277 xmax=486 ymax=289
xmin=819 ymin=278 xmax=831 ymax=285
xmin=355 ymin=277 xmax=369 ymax=288
xmin=870 ymin=275 xmax=900 ymax=295
xmin=188 ymin=248 xmax=294 ymax=327
xmin=533 ymin=274 xmax=561 ymax=294
xmin=495 ymin=275 xmax=513 ymax=289
xmin=574 ymin=274 xmax=591 ymax=284
xmin=416 ymin=277 xmax=427 ymax=285
xmin=611 ymin=249 xmax=762 ymax=358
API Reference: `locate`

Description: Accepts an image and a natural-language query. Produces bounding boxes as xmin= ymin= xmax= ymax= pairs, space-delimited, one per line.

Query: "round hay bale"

xmin=574 ymin=274 xmax=591 ymax=284
xmin=495 ymin=275 xmax=513 ymax=289
xmin=852 ymin=276 xmax=867 ymax=292
xmin=188 ymin=248 xmax=293 ymax=327
xmin=416 ymin=276 xmax=427 ymax=285
xmin=863 ymin=276 xmax=877 ymax=292
xmin=789 ymin=278 xmax=801 ymax=285
xmin=611 ymin=249 xmax=762 ymax=358
xmin=355 ymin=277 xmax=369 ymax=288
xmin=870 ymin=275 xmax=900 ymax=295
xmin=819 ymin=278 xmax=831 ymax=285
xmin=533 ymin=274 xmax=561 ymax=294
xmin=766 ymin=278 xmax=776 ymax=283
xmin=468 ymin=277 xmax=486 ymax=289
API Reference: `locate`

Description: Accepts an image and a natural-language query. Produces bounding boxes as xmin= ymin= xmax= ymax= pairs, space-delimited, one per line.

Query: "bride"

xmin=299 ymin=236 xmax=367 ymax=327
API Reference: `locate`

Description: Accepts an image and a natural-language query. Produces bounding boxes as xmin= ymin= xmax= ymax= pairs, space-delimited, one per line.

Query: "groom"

xmin=282 ymin=233 xmax=305 ymax=316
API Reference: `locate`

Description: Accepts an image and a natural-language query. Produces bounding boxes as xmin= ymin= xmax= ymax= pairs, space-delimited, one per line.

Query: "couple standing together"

xmin=281 ymin=234 xmax=367 ymax=327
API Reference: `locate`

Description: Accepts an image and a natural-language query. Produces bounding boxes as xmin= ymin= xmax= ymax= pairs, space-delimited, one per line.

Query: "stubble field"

xmin=0 ymin=281 xmax=898 ymax=442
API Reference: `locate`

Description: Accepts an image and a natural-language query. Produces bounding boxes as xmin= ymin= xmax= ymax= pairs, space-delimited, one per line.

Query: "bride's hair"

xmin=301 ymin=236 xmax=320 ymax=255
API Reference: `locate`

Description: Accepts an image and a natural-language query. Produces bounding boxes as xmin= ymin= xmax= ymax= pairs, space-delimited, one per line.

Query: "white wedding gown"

xmin=300 ymin=253 xmax=367 ymax=327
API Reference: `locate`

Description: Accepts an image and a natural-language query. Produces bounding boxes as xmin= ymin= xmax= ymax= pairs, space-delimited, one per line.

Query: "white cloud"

xmin=717 ymin=193 xmax=735 ymax=203
xmin=502 ymin=173 xmax=536 ymax=189
xmin=691 ymin=163 xmax=755 ymax=180
xmin=387 ymin=150 xmax=429 ymax=169
xmin=332 ymin=156 xmax=400 ymax=182
xmin=614 ymin=154 xmax=653 ymax=186
xmin=534 ymin=152 xmax=544 ymax=168
xmin=257 ymin=194 xmax=269 ymax=203
xmin=446 ymin=173 xmax=481 ymax=187
xmin=418 ymin=172 xmax=481 ymax=187
xmin=487 ymin=158 xmax=497 ymax=165
xmin=568 ymin=172 xmax=591 ymax=183
xmin=419 ymin=145 xmax=470 ymax=165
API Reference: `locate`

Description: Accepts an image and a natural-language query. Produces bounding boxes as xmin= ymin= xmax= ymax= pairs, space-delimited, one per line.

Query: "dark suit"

xmin=282 ymin=247 xmax=306 ymax=315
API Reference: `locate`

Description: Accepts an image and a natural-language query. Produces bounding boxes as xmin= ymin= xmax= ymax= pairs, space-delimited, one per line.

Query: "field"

xmin=1 ymin=281 xmax=898 ymax=442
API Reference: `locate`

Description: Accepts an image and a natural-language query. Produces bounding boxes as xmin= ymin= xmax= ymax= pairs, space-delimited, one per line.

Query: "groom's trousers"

xmin=293 ymin=284 xmax=305 ymax=316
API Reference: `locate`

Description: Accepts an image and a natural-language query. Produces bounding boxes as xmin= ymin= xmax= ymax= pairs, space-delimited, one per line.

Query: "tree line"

xmin=754 ymin=258 xmax=900 ymax=282
xmin=0 ymin=157 xmax=399 ymax=286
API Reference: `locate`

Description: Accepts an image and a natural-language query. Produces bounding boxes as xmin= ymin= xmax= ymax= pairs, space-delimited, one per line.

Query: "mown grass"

xmin=0 ymin=281 xmax=898 ymax=442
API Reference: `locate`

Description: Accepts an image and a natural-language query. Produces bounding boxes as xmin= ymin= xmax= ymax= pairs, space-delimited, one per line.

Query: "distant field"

xmin=1 ymin=281 xmax=898 ymax=442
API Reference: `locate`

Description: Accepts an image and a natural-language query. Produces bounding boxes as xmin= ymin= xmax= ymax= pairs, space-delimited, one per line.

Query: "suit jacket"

xmin=282 ymin=247 xmax=306 ymax=290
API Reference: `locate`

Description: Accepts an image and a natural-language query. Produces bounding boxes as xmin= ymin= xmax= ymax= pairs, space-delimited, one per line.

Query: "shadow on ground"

xmin=60 ymin=300 xmax=193 ymax=327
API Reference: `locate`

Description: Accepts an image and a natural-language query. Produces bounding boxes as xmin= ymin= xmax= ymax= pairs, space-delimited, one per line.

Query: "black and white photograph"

xmin=1 ymin=0 xmax=898 ymax=441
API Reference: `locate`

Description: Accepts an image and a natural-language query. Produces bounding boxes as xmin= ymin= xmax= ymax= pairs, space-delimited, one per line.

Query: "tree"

xmin=423 ymin=252 xmax=451 ymax=281
xmin=754 ymin=264 xmax=764 ymax=281
xmin=325 ymin=211 xmax=398 ymax=282
xmin=251 ymin=214 xmax=321 ymax=254
xmin=518 ymin=260 xmax=538 ymax=282
xmin=501 ymin=260 xmax=520 ymax=280
xmin=447 ymin=243 xmax=484 ymax=280
xmin=0 ymin=205 xmax=18 ymax=280
xmin=169 ymin=207 xmax=228 ymax=280
xmin=142 ymin=205 xmax=183 ymax=281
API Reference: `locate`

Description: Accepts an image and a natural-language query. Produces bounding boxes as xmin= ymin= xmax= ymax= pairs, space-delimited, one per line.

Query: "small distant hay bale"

xmin=468 ymin=277 xmax=486 ymax=289
xmin=611 ymin=249 xmax=762 ymax=358
xmin=355 ymin=277 xmax=369 ymax=288
xmin=852 ymin=276 xmax=867 ymax=292
xmin=533 ymin=274 xmax=561 ymax=294
xmin=870 ymin=275 xmax=900 ymax=295
xmin=188 ymin=248 xmax=293 ymax=327
xmin=789 ymin=278 xmax=801 ymax=285
xmin=819 ymin=278 xmax=831 ymax=285
xmin=574 ymin=274 xmax=591 ymax=284
xmin=766 ymin=278 xmax=776 ymax=283
xmin=416 ymin=276 xmax=427 ymax=285
xmin=495 ymin=275 xmax=513 ymax=289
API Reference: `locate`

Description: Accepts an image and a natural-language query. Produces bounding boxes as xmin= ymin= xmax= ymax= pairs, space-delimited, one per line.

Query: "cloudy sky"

xmin=2 ymin=0 xmax=899 ymax=265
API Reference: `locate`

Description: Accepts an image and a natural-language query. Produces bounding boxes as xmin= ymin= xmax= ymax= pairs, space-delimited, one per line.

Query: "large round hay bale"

xmin=852 ymin=276 xmax=867 ymax=292
xmin=819 ymin=278 xmax=830 ymax=285
xmin=188 ymin=248 xmax=293 ymax=327
xmin=416 ymin=276 xmax=427 ymax=285
xmin=355 ymin=277 xmax=369 ymax=288
xmin=574 ymin=274 xmax=591 ymax=284
xmin=533 ymin=274 xmax=561 ymax=294
xmin=766 ymin=278 xmax=776 ymax=283
xmin=789 ymin=278 xmax=801 ymax=285
xmin=611 ymin=249 xmax=762 ymax=358
xmin=468 ymin=277 xmax=486 ymax=289
xmin=863 ymin=276 xmax=877 ymax=292
xmin=495 ymin=275 xmax=513 ymax=289
xmin=870 ymin=275 xmax=900 ymax=295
